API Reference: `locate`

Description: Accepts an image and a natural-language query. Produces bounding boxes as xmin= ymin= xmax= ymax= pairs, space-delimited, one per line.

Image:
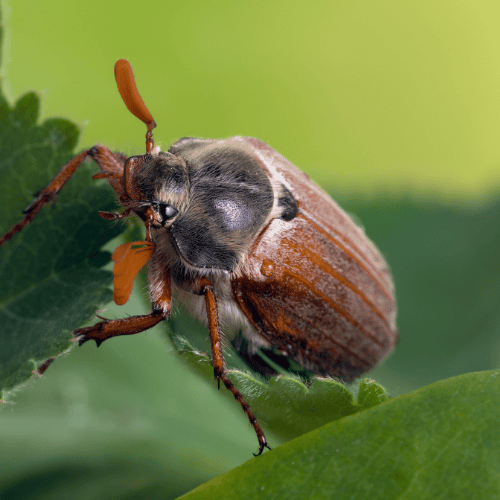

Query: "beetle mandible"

xmin=0 ymin=60 xmax=398 ymax=455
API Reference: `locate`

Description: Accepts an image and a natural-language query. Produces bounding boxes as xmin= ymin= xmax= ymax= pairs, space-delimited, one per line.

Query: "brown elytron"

xmin=1 ymin=61 xmax=398 ymax=456
xmin=232 ymin=138 xmax=397 ymax=383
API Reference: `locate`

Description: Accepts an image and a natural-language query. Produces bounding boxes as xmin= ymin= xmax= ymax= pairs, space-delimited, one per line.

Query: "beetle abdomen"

xmin=232 ymin=137 xmax=398 ymax=381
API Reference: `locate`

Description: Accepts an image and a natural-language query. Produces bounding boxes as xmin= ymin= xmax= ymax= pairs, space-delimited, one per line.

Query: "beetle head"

xmin=123 ymin=152 xmax=189 ymax=228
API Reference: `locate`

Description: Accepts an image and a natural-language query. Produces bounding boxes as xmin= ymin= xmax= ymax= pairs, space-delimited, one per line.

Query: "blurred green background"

xmin=1 ymin=0 xmax=500 ymax=498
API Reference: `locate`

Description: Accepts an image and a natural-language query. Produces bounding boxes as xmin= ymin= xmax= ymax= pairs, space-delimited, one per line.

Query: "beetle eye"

xmin=158 ymin=203 xmax=178 ymax=223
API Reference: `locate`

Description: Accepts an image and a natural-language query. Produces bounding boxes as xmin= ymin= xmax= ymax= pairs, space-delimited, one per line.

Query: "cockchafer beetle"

xmin=0 ymin=60 xmax=398 ymax=455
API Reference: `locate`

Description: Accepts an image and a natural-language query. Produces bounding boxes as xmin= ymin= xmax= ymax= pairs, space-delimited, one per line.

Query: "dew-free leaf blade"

xmin=180 ymin=370 xmax=500 ymax=500
xmin=0 ymin=89 xmax=122 ymax=395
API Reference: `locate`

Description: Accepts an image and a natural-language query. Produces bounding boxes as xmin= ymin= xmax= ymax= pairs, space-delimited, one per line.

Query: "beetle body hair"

xmin=145 ymin=138 xmax=293 ymax=352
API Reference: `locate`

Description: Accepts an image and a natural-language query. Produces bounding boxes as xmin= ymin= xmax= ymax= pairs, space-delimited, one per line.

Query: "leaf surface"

xmin=168 ymin=331 xmax=388 ymax=442
xmin=180 ymin=370 xmax=500 ymax=500
xmin=0 ymin=91 xmax=123 ymax=396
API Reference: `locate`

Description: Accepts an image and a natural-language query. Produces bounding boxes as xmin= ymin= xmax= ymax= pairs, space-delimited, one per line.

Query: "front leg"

xmin=75 ymin=266 xmax=172 ymax=347
xmin=74 ymin=309 xmax=166 ymax=347
xmin=200 ymin=278 xmax=271 ymax=456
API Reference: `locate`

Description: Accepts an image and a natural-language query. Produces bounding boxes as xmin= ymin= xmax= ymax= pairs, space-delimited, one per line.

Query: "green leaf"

xmin=180 ymin=370 xmax=500 ymax=500
xmin=0 ymin=90 xmax=122 ymax=396
xmin=0 ymin=460 xmax=200 ymax=500
xmin=168 ymin=329 xmax=389 ymax=442
xmin=357 ymin=377 xmax=389 ymax=409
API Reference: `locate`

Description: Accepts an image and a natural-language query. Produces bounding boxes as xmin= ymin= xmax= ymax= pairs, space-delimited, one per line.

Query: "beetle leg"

xmin=88 ymin=146 xmax=128 ymax=201
xmin=74 ymin=309 xmax=166 ymax=347
xmin=200 ymin=278 xmax=271 ymax=456
xmin=75 ymin=267 xmax=172 ymax=347
xmin=35 ymin=357 xmax=56 ymax=375
xmin=0 ymin=146 xmax=126 ymax=247
xmin=99 ymin=208 xmax=132 ymax=220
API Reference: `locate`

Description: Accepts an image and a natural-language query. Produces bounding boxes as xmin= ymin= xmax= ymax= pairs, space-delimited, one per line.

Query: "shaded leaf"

xmin=0 ymin=90 xmax=123 ymax=395
xmin=0 ymin=460 xmax=198 ymax=500
xmin=357 ymin=377 xmax=389 ymax=409
xmin=168 ymin=333 xmax=388 ymax=442
xmin=180 ymin=370 xmax=500 ymax=500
